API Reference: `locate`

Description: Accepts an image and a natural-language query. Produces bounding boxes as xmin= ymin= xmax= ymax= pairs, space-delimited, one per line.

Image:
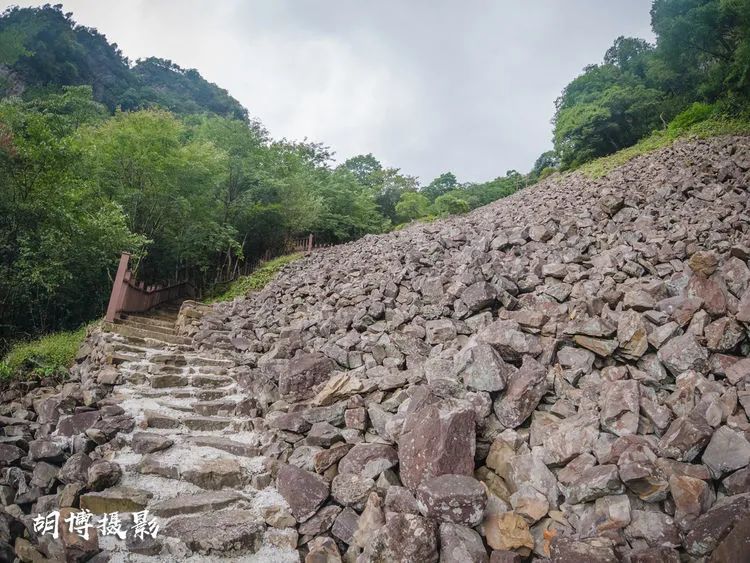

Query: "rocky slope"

xmin=194 ymin=135 xmax=750 ymax=562
xmin=3 ymin=135 xmax=750 ymax=562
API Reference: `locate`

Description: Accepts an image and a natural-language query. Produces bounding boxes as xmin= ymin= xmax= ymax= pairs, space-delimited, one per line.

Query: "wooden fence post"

xmin=307 ymin=233 xmax=314 ymax=252
xmin=105 ymin=252 xmax=131 ymax=322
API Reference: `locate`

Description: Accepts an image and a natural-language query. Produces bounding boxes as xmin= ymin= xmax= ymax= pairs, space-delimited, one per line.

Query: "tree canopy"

xmin=552 ymin=0 xmax=750 ymax=169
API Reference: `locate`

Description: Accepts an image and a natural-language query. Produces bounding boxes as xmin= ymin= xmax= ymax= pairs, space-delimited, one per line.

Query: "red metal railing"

xmin=104 ymin=253 xmax=194 ymax=322
xmin=105 ymin=235 xmax=333 ymax=319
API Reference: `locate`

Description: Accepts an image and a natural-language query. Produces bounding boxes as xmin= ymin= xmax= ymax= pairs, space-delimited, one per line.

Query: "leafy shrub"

xmin=2 ymin=326 xmax=87 ymax=380
xmin=668 ymin=102 xmax=716 ymax=133
xmin=433 ymin=193 xmax=470 ymax=216
xmin=206 ymin=253 xmax=301 ymax=303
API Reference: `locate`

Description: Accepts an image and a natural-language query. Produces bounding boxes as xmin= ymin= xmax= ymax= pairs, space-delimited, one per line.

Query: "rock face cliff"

xmin=2 ymin=136 xmax=750 ymax=562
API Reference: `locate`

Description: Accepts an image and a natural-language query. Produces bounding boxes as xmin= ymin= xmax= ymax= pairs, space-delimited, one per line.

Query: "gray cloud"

xmin=8 ymin=0 xmax=655 ymax=182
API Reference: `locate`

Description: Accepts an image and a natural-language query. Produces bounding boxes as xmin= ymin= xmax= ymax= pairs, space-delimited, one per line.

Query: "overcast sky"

xmin=9 ymin=0 xmax=655 ymax=183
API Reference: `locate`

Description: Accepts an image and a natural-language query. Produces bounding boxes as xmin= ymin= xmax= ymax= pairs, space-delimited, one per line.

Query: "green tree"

xmin=554 ymin=67 xmax=664 ymax=168
xmin=0 ymin=87 xmax=144 ymax=346
xmin=530 ymin=151 xmax=560 ymax=180
xmin=341 ymin=153 xmax=383 ymax=189
xmin=422 ymin=172 xmax=458 ymax=202
xmin=395 ymin=192 xmax=431 ymax=222
xmin=433 ymin=193 xmax=469 ymax=216
xmin=651 ymin=0 xmax=750 ymax=100
xmin=75 ymin=109 xmax=234 ymax=282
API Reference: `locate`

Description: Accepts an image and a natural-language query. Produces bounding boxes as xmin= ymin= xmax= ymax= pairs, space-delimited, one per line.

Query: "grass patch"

xmin=206 ymin=253 xmax=302 ymax=303
xmin=1 ymin=326 xmax=88 ymax=381
xmin=579 ymin=113 xmax=750 ymax=179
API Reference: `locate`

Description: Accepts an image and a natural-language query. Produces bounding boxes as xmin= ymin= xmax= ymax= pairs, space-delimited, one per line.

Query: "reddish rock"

xmin=684 ymin=493 xmax=750 ymax=556
xmin=659 ymin=414 xmax=713 ymax=462
xmin=657 ymin=333 xmax=708 ymax=376
xmin=398 ymin=398 xmax=475 ymax=491
xmin=278 ymin=353 xmax=334 ymax=401
xmin=440 ymin=523 xmax=489 ymax=563
xmin=276 ymin=464 xmax=329 ymax=523
xmin=56 ymin=410 xmax=101 ymax=436
xmin=686 ymin=275 xmax=727 ymax=317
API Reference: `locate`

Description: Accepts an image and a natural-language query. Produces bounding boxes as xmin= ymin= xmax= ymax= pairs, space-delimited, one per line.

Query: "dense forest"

xmin=0 ymin=1 xmax=749 ymax=352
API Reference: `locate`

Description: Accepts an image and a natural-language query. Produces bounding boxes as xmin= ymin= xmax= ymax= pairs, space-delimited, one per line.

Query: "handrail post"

xmin=307 ymin=233 xmax=314 ymax=252
xmin=105 ymin=252 xmax=131 ymax=322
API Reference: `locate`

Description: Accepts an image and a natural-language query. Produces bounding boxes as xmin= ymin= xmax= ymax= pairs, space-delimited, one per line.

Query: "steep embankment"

xmin=2 ymin=136 xmax=750 ymax=562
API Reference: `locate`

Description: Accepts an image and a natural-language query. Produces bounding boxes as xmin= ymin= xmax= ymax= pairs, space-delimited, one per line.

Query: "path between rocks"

xmin=84 ymin=309 xmax=300 ymax=561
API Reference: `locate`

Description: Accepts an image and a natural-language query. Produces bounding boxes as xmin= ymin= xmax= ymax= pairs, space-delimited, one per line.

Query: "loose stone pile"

xmin=189 ymin=136 xmax=750 ymax=562
xmin=2 ymin=135 xmax=750 ymax=561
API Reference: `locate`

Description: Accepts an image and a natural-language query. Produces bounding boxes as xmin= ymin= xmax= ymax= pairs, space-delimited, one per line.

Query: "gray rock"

xmin=162 ymin=510 xmax=264 ymax=554
xmin=701 ymin=426 xmax=750 ymax=478
xmin=454 ymin=344 xmax=514 ymax=392
xmin=439 ymin=522 xmax=489 ymax=563
xmin=493 ymin=356 xmax=547 ymax=428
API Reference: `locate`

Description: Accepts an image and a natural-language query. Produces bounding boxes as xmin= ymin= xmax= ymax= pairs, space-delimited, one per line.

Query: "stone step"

xmin=183 ymin=416 xmax=234 ymax=431
xmin=192 ymin=400 xmax=237 ymax=416
xmin=156 ymin=401 xmax=194 ymax=413
xmin=187 ymin=435 xmax=262 ymax=457
xmin=115 ymin=318 xmax=177 ymax=336
xmin=186 ymin=364 xmax=228 ymax=375
xmin=191 ymin=374 xmax=235 ymax=388
xmin=105 ymin=322 xmax=191 ymax=345
xmin=144 ymin=410 xmax=181 ymax=429
xmin=119 ymin=313 xmax=176 ymax=329
xmin=111 ymin=343 xmax=151 ymax=355
xmin=149 ymin=352 xmax=187 ymax=366
xmin=149 ymin=490 xmax=247 ymax=517
xmin=149 ymin=364 xmax=184 ymax=375
xmin=145 ymin=309 xmax=180 ymax=321
xmin=188 ymin=356 xmax=236 ymax=368
xmin=110 ymin=351 xmax=145 ymax=365
xmin=133 ymin=387 xmax=237 ymax=401
xmin=150 ymin=374 xmax=189 ymax=389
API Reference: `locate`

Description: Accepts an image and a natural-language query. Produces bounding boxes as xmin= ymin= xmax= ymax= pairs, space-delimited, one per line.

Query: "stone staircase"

xmin=90 ymin=304 xmax=298 ymax=561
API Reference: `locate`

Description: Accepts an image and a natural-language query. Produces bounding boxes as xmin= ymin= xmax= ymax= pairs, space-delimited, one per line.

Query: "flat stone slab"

xmin=151 ymin=490 xmax=247 ymax=517
xmin=191 ymin=374 xmax=234 ymax=388
xmin=144 ymin=410 xmax=181 ymax=429
xmin=131 ymin=432 xmax=174 ymax=454
xmin=162 ymin=510 xmax=265 ymax=554
xmin=182 ymin=459 xmax=243 ymax=490
xmin=80 ymin=487 xmax=152 ymax=514
xmin=188 ymin=436 xmax=261 ymax=457
xmin=150 ymin=374 xmax=188 ymax=388
xmin=183 ymin=416 xmax=232 ymax=431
